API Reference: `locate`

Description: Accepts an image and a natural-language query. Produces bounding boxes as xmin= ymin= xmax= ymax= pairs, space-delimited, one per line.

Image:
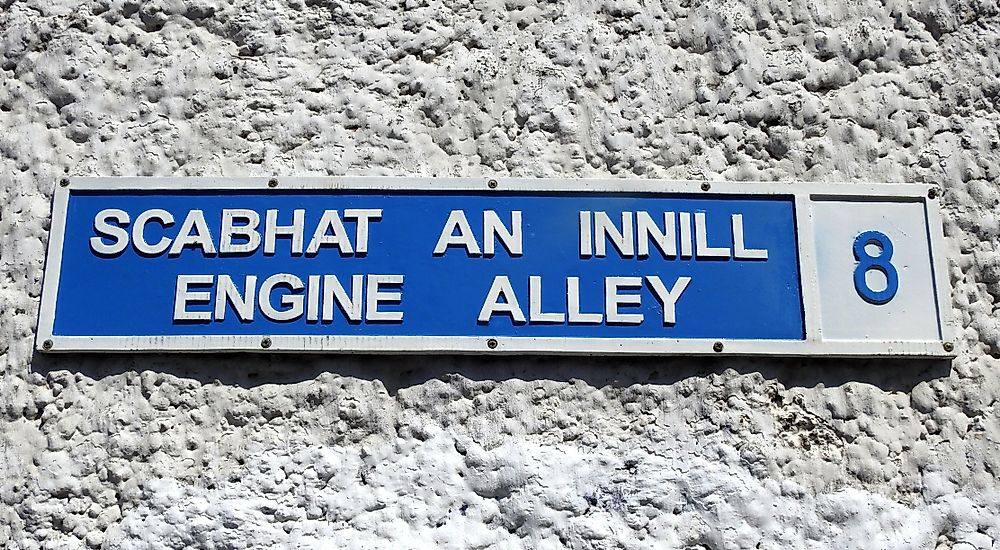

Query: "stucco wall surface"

xmin=2 ymin=0 xmax=1000 ymax=548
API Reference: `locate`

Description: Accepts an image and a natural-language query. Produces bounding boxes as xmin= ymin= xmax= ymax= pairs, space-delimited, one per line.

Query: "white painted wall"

xmin=2 ymin=0 xmax=999 ymax=548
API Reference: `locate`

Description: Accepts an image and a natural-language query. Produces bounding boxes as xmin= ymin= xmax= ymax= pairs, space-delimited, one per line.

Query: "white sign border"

xmin=36 ymin=177 xmax=955 ymax=358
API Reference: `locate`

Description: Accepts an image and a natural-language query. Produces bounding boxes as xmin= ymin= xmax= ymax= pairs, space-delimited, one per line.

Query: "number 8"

xmin=853 ymin=231 xmax=898 ymax=305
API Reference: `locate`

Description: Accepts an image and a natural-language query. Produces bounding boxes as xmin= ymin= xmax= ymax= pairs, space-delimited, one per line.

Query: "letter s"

xmin=90 ymin=209 xmax=130 ymax=256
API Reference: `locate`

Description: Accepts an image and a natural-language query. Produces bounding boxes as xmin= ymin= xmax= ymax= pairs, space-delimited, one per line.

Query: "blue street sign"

xmin=37 ymin=178 xmax=952 ymax=357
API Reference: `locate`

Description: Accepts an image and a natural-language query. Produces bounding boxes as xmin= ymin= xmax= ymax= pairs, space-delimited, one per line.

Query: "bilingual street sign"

xmin=37 ymin=178 xmax=954 ymax=357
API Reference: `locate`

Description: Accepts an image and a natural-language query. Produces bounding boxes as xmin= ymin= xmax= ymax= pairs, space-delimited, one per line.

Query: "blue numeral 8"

xmin=853 ymin=231 xmax=898 ymax=305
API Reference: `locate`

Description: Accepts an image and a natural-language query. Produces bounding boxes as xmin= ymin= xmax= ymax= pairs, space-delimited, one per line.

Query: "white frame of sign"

xmin=36 ymin=177 xmax=955 ymax=357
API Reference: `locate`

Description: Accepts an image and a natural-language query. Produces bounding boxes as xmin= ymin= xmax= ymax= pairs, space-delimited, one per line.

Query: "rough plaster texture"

xmin=2 ymin=0 xmax=1000 ymax=548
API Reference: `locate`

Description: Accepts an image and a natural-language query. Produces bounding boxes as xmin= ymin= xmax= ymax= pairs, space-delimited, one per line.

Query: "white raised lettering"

xmin=679 ymin=212 xmax=693 ymax=258
xmin=90 ymin=208 xmax=130 ymax=255
xmin=220 ymin=209 xmax=261 ymax=255
xmin=366 ymin=274 xmax=403 ymax=322
xmin=307 ymin=275 xmax=321 ymax=322
xmin=594 ymin=211 xmax=634 ymax=257
xmin=567 ymin=276 xmax=602 ymax=324
xmin=695 ymin=212 xmax=731 ymax=259
xmin=637 ymin=211 xmax=677 ymax=258
xmin=173 ymin=274 xmax=213 ymax=321
xmin=324 ymin=274 xmax=364 ymax=322
xmin=646 ymin=276 xmax=691 ymax=325
xmin=434 ymin=210 xmax=481 ymax=256
xmin=529 ymin=276 xmax=564 ymax=323
xmin=259 ymin=273 xmax=304 ymax=321
xmin=478 ymin=275 xmax=525 ymax=323
xmin=484 ymin=210 xmax=522 ymax=256
xmin=214 ymin=275 xmax=257 ymax=321
xmin=132 ymin=209 xmax=174 ymax=256
xmin=265 ymin=209 xmax=305 ymax=255
xmin=169 ymin=210 xmax=217 ymax=256
xmin=307 ymin=210 xmax=353 ymax=255
xmin=732 ymin=214 xmax=768 ymax=260
xmin=605 ymin=276 xmax=643 ymax=324
xmin=579 ymin=211 xmax=592 ymax=257
xmin=344 ymin=209 xmax=382 ymax=254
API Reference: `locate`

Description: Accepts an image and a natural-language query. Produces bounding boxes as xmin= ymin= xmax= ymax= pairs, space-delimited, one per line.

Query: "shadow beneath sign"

xmin=30 ymin=351 xmax=952 ymax=395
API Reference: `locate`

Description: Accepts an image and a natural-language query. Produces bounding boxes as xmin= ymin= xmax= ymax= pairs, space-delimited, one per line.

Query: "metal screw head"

xmin=713 ymin=341 xmax=724 ymax=353
xmin=487 ymin=338 xmax=498 ymax=349
xmin=943 ymin=341 xmax=954 ymax=352
xmin=261 ymin=337 xmax=272 ymax=349
xmin=268 ymin=178 xmax=279 ymax=188
xmin=59 ymin=178 xmax=69 ymax=187
xmin=488 ymin=179 xmax=498 ymax=189
xmin=928 ymin=187 xmax=939 ymax=199
xmin=42 ymin=339 xmax=53 ymax=350
xmin=701 ymin=182 xmax=711 ymax=192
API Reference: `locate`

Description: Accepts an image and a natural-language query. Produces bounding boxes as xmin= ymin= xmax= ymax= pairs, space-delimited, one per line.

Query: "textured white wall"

xmin=2 ymin=0 xmax=1000 ymax=548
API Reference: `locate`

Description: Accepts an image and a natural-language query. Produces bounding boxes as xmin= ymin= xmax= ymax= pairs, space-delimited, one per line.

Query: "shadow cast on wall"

xmin=29 ymin=350 xmax=952 ymax=395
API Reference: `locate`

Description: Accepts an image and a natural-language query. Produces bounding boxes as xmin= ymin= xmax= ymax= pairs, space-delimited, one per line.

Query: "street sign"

xmin=37 ymin=178 xmax=954 ymax=357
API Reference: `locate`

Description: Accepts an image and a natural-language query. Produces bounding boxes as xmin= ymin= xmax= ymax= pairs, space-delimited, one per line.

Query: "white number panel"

xmin=809 ymin=196 xmax=948 ymax=346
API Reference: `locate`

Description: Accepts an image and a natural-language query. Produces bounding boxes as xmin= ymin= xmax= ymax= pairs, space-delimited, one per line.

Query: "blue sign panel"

xmin=46 ymin=188 xmax=805 ymax=341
